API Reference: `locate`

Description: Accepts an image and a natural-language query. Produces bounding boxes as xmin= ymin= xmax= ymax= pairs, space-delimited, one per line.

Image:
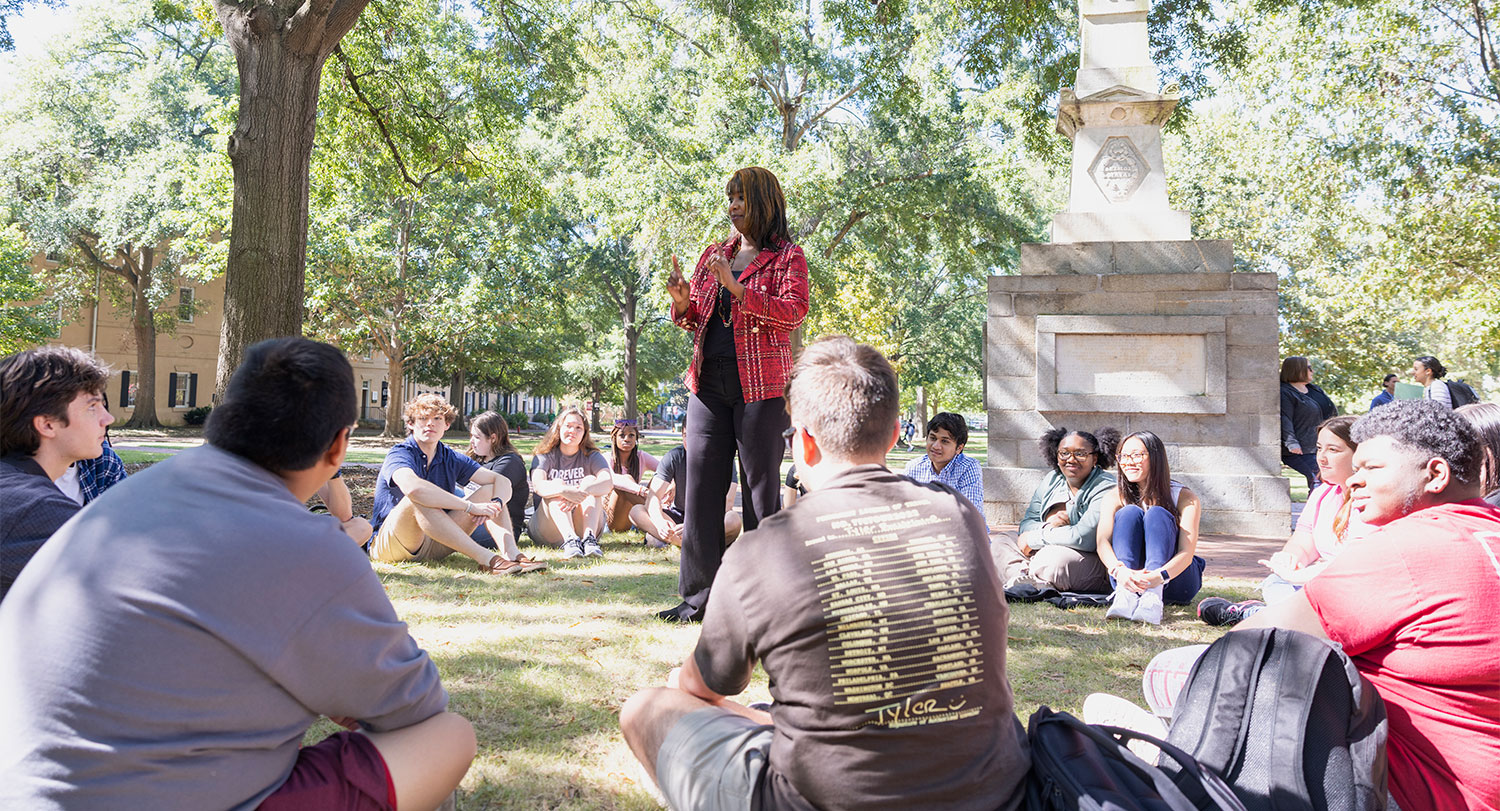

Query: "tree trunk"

xmin=622 ymin=286 xmax=639 ymax=422
xmin=382 ymin=336 xmax=405 ymax=438
xmin=915 ymin=385 xmax=928 ymax=435
xmin=449 ymin=368 xmax=466 ymax=431
xmin=124 ymin=248 xmax=162 ymax=429
xmin=212 ymin=0 xmax=371 ymax=400
xmin=591 ymin=377 xmax=604 ymax=432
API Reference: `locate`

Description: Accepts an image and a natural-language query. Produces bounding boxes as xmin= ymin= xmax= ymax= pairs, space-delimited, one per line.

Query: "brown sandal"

xmin=513 ymin=554 xmax=548 ymax=574
xmin=484 ymin=555 xmax=525 ymax=576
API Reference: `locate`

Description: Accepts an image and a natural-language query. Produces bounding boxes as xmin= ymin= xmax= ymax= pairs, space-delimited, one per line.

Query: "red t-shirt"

xmin=1304 ymin=500 xmax=1500 ymax=811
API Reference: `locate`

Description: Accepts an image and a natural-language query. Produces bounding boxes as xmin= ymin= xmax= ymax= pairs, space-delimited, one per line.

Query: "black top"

xmin=693 ymin=465 xmax=1030 ymax=811
xmin=657 ymin=445 xmax=733 ymax=513
xmin=701 ymin=261 xmax=757 ymax=361
xmin=1 ymin=455 xmax=81 ymax=602
xmin=1280 ymin=382 xmax=1337 ymax=453
xmin=482 ymin=452 xmax=529 ymax=532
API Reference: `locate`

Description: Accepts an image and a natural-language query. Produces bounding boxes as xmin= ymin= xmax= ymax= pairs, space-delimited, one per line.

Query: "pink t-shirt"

xmin=1295 ymin=483 xmax=1371 ymax=563
xmin=1303 ymin=501 xmax=1500 ymax=811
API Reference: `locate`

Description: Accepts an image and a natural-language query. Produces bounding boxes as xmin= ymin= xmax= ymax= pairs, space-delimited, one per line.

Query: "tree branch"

xmin=793 ymin=82 xmax=863 ymax=146
xmin=335 ymin=46 xmax=423 ymax=189
xmin=603 ymin=0 xmax=713 ymax=58
xmin=822 ymin=210 xmax=867 ymax=258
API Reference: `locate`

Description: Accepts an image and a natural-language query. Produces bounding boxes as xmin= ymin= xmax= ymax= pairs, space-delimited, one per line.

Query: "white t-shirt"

xmin=1425 ymin=381 xmax=1453 ymax=408
xmin=54 ymin=465 xmax=84 ymax=505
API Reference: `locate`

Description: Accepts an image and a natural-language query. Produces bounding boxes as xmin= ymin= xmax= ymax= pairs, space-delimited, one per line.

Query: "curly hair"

xmin=1036 ymin=426 xmax=1121 ymax=473
xmin=1351 ymin=399 xmax=1481 ymax=485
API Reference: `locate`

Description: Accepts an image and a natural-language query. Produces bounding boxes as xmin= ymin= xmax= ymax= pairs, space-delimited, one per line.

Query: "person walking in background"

xmin=660 ymin=166 xmax=810 ymax=623
xmin=1369 ymin=373 xmax=1398 ymax=410
xmin=1280 ymin=356 xmax=1337 ymax=491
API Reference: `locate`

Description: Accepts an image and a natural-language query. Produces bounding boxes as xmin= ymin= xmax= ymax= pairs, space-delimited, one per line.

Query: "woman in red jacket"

xmin=659 ymin=166 xmax=810 ymax=622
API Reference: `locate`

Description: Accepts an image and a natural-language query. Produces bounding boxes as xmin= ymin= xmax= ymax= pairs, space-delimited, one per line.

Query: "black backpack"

xmin=1163 ymin=629 xmax=1388 ymax=811
xmin=1025 ymin=707 xmax=1247 ymax=810
xmin=1446 ymin=379 xmax=1481 ymax=407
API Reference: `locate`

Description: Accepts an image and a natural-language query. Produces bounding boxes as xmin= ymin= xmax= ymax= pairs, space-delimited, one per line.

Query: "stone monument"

xmin=983 ymin=0 xmax=1290 ymax=536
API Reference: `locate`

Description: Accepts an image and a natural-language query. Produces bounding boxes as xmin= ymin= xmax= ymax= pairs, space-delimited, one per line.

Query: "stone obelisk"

xmin=982 ymin=0 xmax=1290 ymax=537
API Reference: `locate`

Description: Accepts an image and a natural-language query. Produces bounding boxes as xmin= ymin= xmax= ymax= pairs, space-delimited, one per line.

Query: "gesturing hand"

xmin=667 ymin=255 xmax=691 ymax=311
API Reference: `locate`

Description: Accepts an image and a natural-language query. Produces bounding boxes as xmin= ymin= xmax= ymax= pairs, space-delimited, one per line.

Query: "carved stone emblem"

xmin=1088 ymin=136 xmax=1149 ymax=202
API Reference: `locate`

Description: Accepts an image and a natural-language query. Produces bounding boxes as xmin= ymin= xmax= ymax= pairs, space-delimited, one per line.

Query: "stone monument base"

xmin=984 ymin=246 xmax=1290 ymax=538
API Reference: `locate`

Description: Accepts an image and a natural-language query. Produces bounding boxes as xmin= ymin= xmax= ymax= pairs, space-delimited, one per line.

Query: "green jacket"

xmin=1017 ymin=467 xmax=1116 ymax=552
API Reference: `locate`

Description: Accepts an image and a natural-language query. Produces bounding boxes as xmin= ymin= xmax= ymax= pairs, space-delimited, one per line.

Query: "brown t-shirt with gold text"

xmin=694 ymin=465 xmax=1030 ymax=811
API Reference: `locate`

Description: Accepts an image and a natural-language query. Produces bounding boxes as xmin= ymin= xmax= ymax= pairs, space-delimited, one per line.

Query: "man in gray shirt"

xmin=0 ymin=338 xmax=476 ymax=811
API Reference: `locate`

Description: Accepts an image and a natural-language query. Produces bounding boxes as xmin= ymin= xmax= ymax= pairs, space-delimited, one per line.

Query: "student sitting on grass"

xmin=466 ymin=410 xmax=531 ymax=553
xmin=903 ymin=411 xmax=984 ymax=511
xmin=1239 ymin=400 xmax=1500 ymax=811
xmin=1199 ymin=415 xmax=1370 ymax=626
xmin=994 ymin=426 xmax=1119 ymax=594
xmin=621 ymin=337 xmax=1030 ymax=811
xmin=0 ymin=345 xmax=113 ymax=602
xmin=1096 ymin=431 xmax=1207 ymax=625
xmin=603 ymin=418 xmax=659 ymax=533
xmin=529 ymin=407 xmax=613 ymax=558
xmin=0 ymin=338 xmax=476 ymax=811
xmin=630 ymin=444 xmax=741 ymax=548
xmin=370 ymin=393 xmax=540 ymax=575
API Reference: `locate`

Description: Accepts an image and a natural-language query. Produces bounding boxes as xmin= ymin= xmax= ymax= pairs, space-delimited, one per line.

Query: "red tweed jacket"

xmin=673 ymin=236 xmax=810 ymax=403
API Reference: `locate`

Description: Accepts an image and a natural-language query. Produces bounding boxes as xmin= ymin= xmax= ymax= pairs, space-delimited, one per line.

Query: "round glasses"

xmin=1119 ymin=451 xmax=1149 ymax=463
xmin=1057 ymin=450 xmax=1095 ymax=462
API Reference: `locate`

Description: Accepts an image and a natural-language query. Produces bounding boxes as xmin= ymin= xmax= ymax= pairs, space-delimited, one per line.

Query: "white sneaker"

xmin=1004 ymin=570 xmax=1041 ymax=590
xmin=1106 ymin=588 xmax=1139 ymax=620
xmin=1133 ymin=585 xmax=1165 ymax=625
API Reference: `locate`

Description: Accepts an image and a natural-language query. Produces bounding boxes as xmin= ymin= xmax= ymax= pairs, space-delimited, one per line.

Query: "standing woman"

xmin=660 ymin=166 xmax=810 ymax=622
xmin=1096 ymin=431 xmax=1207 ymax=625
xmin=1279 ymin=356 xmax=1336 ymax=491
xmin=1411 ymin=355 xmax=1452 ymax=408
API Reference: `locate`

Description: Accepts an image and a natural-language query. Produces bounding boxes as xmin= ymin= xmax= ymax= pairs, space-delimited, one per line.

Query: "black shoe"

xmin=654 ymin=602 xmax=703 ymax=623
xmin=1197 ymin=597 xmax=1265 ymax=627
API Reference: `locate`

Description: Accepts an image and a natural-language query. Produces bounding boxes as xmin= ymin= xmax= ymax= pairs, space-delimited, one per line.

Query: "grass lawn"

xmin=320 ymin=536 xmax=1251 ymax=809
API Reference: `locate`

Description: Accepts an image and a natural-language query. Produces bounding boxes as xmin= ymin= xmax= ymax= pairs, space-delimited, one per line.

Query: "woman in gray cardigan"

xmin=993 ymin=426 xmax=1119 ymax=594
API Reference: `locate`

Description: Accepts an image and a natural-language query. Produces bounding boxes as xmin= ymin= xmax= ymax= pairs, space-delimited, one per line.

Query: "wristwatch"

xmin=1158 ymin=568 xmax=1172 ymax=584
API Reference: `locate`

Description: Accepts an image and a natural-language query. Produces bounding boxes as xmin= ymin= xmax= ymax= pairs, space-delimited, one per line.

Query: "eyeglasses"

xmin=1057 ymin=450 xmax=1095 ymax=461
xmin=1119 ymin=452 xmax=1149 ymax=463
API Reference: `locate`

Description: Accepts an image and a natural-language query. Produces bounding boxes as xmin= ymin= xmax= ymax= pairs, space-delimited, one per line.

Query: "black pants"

xmin=1282 ymin=450 xmax=1320 ymax=492
xmin=680 ymin=357 xmax=789 ymax=613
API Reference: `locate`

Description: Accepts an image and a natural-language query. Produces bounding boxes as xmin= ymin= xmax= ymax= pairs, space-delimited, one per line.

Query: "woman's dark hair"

xmin=1280 ymin=356 xmax=1312 ymax=384
xmin=1316 ymin=415 xmax=1359 ymax=541
xmin=466 ymin=410 xmax=516 ymax=461
xmin=1456 ymin=402 xmax=1500 ymax=495
xmin=205 ymin=338 xmax=355 ymax=474
xmin=1116 ymin=430 xmax=1177 ymax=516
xmin=609 ymin=421 xmax=641 ymax=480
xmin=727 ymin=167 xmax=791 ymax=249
xmin=1414 ymin=355 xmax=1447 ymax=379
xmin=534 ymin=407 xmax=599 ymax=456
xmin=1037 ymin=426 xmax=1121 ymax=473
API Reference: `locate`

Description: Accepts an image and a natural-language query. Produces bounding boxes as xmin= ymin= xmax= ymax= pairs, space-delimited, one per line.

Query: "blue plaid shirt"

xmin=77 ymin=441 xmax=128 ymax=505
xmin=904 ymin=452 xmax=984 ymax=513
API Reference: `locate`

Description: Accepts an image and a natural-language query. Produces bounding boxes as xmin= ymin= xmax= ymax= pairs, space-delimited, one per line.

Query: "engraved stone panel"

xmin=1055 ymin=334 xmax=1206 ymax=396
xmin=1088 ymin=136 xmax=1149 ymax=203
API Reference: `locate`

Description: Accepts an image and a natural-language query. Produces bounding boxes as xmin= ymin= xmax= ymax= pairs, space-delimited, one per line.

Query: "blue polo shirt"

xmin=371 ymin=438 xmax=480 ymax=530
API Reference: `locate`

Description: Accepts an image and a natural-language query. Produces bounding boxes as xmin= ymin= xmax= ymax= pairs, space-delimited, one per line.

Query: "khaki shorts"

xmin=369 ymin=501 xmax=450 ymax=563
